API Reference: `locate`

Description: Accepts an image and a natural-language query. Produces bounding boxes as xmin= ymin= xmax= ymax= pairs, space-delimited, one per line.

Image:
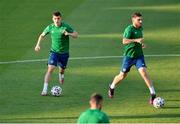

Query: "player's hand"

xmin=62 ymin=30 xmax=69 ymax=36
xmin=135 ymin=38 xmax=144 ymax=43
xmin=35 ymin=45 xmax=40 ymax=52
xmin=142 ymin=43 xmax=146 ymax=48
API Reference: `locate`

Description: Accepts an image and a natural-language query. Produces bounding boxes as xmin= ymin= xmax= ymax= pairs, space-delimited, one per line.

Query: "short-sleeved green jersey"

xmin=123 ymin=24 xmax=143 ymax=58
xmin=43 ymin=21 xmax=74 ymax=54
xmin=77 ymin=109 xmax=109 ymax=123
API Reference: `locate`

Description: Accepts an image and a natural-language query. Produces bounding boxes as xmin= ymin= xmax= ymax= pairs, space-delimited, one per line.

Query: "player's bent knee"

xmin=47 ymin=69 xmax=54 ymax=73
xmin=142 ymin=72 xmax=147 ymax=78
xmin=60 ymin=68 xmax=65 ymax=73
xmin=117 ymin=73 xmax=126 ymax=80
xmin=47 ymin=66 xmax=56 ymax=73
xmin=138 ymin=67 xmax=147 ymax=77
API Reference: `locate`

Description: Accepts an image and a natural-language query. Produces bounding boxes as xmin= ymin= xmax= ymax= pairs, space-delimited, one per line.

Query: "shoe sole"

xmin=108 ymin=90 xmax=113 ymax=99
xmin=41 ymin=93 xmax=47 ymax=96
xmin=108 ymin=96 xmax=113 ymax=99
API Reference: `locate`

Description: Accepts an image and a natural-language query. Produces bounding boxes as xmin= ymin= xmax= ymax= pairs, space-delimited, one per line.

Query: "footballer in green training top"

xmin=35 ymin=11 xmax=78 ymax=96
xmin=77 ymin=93 xmax=109 ymax=123
xmin=108 ymin=12 xmax=157 ymax=105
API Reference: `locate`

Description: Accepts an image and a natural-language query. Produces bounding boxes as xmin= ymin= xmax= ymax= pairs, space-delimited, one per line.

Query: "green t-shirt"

xmin=123 ymin=24 xmax=144 ymax=58
xmin=77 ymin=109 xmax=109 ymax=124
xmin=43 ymin=21 xmax=74 ymax=54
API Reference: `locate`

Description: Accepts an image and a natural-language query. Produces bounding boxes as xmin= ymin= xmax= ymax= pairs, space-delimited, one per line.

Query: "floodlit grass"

xmin=107 ymin=4 xmax=180 ymax=11
xmin=0 ymin=0 xmax=180 ymax=123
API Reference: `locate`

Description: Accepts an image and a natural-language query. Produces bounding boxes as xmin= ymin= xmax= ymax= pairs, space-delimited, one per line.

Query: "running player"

xmin=108 ymin=12 xmax=156 ymax=104
xmin=35 ymin=11 xmax=78 ymax=96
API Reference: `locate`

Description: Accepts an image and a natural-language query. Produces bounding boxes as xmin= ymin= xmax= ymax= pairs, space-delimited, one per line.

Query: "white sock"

xmin=149 ymin=86 xmax=156 ymax=95
xmin=59 ymin=73 xmax=61 ymax=78
xmin=59 ymin=73 xmax=64 ymax=78
xmin=110 ymin=83 xmax=115 ymax=89
xmin=43 ymin=83 xmax=48 ymax=92
xmin=61 ymin=74 xmax=64 ymax=78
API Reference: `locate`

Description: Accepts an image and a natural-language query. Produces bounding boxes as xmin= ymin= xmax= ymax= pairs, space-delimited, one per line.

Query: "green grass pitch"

xmin=0 ymin=0 xmax=180 ymax=123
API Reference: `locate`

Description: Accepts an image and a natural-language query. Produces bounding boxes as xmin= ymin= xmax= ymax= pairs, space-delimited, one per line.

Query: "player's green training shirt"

xmin=43 ymin=22 xmax=74 ymax=54
xmin=123 ymin=24 xmax=143 ymax=58
xmin=77 ymin=109 xmax=109 ymax=123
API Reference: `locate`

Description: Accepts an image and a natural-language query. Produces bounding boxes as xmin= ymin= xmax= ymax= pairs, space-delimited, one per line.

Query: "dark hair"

xmin=90 ymin=93 xmax=103 ymax=105
xmin=132 ymin=12 xmax=142 ymax=18
xmin=53 ymin=11 xmax=62 ymax=17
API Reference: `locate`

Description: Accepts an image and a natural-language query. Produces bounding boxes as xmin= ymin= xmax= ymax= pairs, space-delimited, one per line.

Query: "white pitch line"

xmin=0 ymin=54 xmax=180 ymax=65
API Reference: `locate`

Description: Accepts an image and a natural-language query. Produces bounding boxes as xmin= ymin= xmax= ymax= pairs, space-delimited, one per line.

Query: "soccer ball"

xmin=51 ymin=86 xmax=62 ymax=96
xmin=153 ymin=97 xmax=165 ymax=108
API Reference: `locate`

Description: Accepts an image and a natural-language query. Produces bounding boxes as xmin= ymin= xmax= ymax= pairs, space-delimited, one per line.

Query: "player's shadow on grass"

xmin=163 ymin=106 xmax=180 ymax=109
xmin=3 ymin=114 xmax=180 ymax=122
xmin=166 ymin=99 xmax=180 ymax=102
xmin=158 ymin=89 xmax=180 ymax=93
xmin=164 ymin=98 xmax=180 ymax=109
xmin=109 ymin=113 xmax=180 ymax=119
xmin=2 ymin=116 xmax=78 ymax=122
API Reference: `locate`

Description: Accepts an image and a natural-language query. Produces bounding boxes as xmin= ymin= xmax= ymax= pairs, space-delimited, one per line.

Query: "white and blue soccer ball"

xmin=153 ymin=97 xmax=165 ymax=108
xmin=51 ymin=86 xmax=62 ymax=96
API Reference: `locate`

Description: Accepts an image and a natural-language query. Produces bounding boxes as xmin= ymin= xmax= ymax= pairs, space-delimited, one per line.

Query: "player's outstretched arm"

xmin=122 ymin=38 xmax=144 ymax=45
xmin=63 ymin=30 xmax=78 ymax=38
xmin=35 ymin=33 xmax=46 ymax=52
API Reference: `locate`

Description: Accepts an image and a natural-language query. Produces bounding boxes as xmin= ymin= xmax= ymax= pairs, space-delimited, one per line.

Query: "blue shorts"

xmin=48 ymin=52 xmax=69 ymax=69
xmin=121 ymin=55 xmax=146 ymax=73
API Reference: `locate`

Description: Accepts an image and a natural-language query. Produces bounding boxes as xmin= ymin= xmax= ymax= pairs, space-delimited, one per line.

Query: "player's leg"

xmin=108 ymin=72 xmax=128 ymax=98
xmin=108 ymin=56 xmax=133 ymax=98
xmin=58 ymin=53 xmax=69 ymax=84
xmin=136 ymin=56 xmax=156 ymax=104
xmin=41 ymin=52 xmax=58 ymax=96
xmin=41 ymin=65 xmax=56 ymax=95
xmin=138 ymin=67 xmax=156 ymax=104
xmin=59 ymin=67 xmax=65 ymax=84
